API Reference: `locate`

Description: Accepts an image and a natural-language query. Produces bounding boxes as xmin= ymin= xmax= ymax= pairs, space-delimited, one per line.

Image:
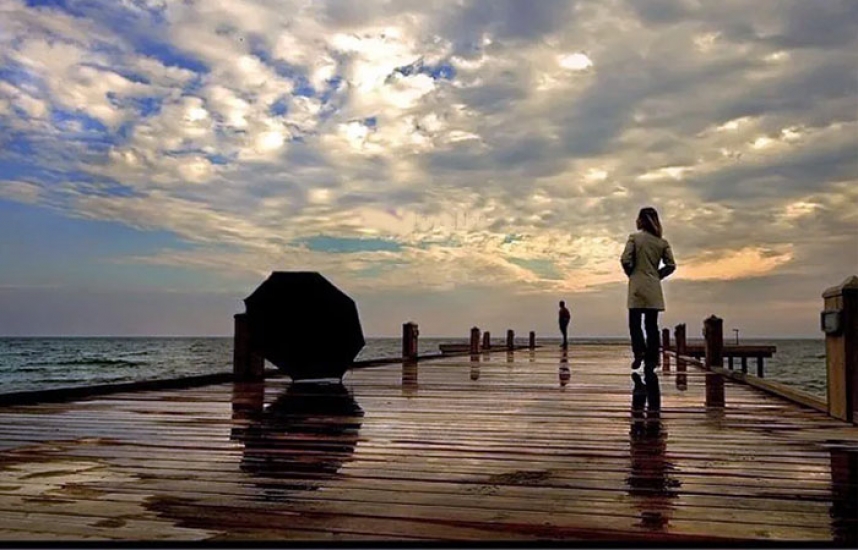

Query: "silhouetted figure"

xmin=621 ymin=207 xmax=676 ymax=412
xmin=558 ymin=300 xmax=571 ymax=348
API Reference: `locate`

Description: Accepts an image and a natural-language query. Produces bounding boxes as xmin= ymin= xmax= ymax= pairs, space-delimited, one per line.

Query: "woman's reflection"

xmin=231 ymin=381 xmax=364 ymax=501
xmin=627 ymin=414 xmax=680 ymax=532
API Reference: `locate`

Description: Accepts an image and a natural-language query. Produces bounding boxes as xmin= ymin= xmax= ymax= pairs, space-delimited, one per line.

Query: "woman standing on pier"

xmin=621 ymin=207 xmax=676 ymax=391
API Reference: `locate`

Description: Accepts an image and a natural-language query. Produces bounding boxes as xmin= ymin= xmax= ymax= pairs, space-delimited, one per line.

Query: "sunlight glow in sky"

xmin=0 ymin=0 xmax=856 ymax=337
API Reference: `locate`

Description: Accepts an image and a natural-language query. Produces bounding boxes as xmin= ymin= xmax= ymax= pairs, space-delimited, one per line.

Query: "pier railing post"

xmin=233 ymin=313 xmax=264 ymax=382
xmin=704 ymin=315 xmax=724 ymax=369
xmin=402 ymin=322 xmax=419 ymax=360
xmin=529 ymin=331 xmax=536 ymax=349
xmin=675 ymin=323 xmax=687 ymax=372
xmin=822 ymin=276 xmax=858 ymax=424
xmin=483 ymin=331 xmax=491 ymax=350
xmin=704 ymin=315 xmax=725 ymax=408
xmin=661 ymin=328 xmax=671 ymax=372
xmin=507 ymin=329 xmax=515 ymax=351
xmin=470 ymin=327 xmax=481 ymax=355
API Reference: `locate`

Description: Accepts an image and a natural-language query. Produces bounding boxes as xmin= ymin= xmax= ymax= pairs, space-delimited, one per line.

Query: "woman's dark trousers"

xmin=629 ymin=308 xmax=661 ymax=412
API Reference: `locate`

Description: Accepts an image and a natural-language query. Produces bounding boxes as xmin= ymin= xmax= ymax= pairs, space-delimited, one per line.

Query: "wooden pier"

xmin=0 ymin=345 xmax=856 ymax=543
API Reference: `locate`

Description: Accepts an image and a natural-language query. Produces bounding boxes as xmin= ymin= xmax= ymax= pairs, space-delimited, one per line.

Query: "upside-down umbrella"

xmin=244 ymin=271 xmax=365 ymax=380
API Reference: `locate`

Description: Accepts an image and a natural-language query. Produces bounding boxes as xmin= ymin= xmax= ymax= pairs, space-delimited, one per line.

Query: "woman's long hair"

xmin=638 ymin=207 xmax=663 ymax=238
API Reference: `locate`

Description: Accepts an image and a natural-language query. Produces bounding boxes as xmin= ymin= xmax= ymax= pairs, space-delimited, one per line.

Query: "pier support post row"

xmin=402 ymin=322 xmax=419 ymax=360
xmin=483 ymin=331 xmax=491 ymax=350
xmin=506 ymin=329 xmax=515 ymax=351
xmin=661 ymin=328 xmax=671 ymax=372
xmin=703 ymin=315 xmax=725 ymax=408
xmin=823 ymin=276 xmax=858 ymax=424
xmin=470 ymin=327 xmax=481 ymax=355
xmin=529 ymin=331 xmax=536 ymax=349
xmin=233 ymin=313 xmax=264 ymax=382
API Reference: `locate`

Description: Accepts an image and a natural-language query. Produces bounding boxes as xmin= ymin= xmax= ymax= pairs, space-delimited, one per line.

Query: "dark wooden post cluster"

xmin=823 ymin=276 xmax=858 ymax=424
xmin=402 ymin=322 xmax=419 ymax=360
xmin=233 ymin=313 xmax=265 ymax=382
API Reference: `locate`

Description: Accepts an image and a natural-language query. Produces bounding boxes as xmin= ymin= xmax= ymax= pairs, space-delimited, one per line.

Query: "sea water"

xmin=0 ymin=337 xmax=827 ymax=398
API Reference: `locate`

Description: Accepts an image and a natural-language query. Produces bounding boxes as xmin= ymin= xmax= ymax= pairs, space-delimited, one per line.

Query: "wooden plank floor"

xmin=0 ymin=346 xmax=856 ymax=543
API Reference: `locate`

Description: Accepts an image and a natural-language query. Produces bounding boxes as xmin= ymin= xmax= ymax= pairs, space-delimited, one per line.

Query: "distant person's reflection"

xmin=231 ymin=381 xmax=364 ymax=501
xmin=627 ymin=413 xmax=679 ymax=532
xmin=559 ymin=349 xmax=570 ymax=387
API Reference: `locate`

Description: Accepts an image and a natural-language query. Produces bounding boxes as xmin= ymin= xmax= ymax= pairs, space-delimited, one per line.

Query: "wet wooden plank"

xmin=0 ymin=345 xmax=856 ymax=542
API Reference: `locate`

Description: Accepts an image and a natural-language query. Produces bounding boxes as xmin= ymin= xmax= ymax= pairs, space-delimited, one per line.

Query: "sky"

xmin=0 ymin=0 xmax=856 ymax=338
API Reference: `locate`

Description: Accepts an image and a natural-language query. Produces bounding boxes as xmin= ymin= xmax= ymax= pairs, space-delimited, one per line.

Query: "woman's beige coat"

xmin=620 ymin=231 xmax=676 ymax=310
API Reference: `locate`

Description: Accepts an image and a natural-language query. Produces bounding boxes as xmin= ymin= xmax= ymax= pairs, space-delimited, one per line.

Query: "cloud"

xmin=0 ymin=0 xmax=855 ymax=335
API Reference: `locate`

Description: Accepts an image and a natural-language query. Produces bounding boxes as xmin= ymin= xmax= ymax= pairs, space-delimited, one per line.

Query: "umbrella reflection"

xmin=231 ymin=381 xmax=364 ymax=501
xmin=627 ymin=415 xmax=680 ymax=532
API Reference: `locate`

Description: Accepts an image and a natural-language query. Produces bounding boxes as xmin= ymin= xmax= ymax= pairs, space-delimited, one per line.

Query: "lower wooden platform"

xmin=0 ymin=346 xmax=855 ymax=543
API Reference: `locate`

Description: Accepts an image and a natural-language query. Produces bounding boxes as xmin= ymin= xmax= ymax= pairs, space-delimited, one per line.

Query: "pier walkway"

xmin=0 ymin=345 xmax=856 ymax=543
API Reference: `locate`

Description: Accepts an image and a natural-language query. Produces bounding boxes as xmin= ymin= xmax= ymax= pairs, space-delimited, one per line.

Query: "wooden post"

xmin=233 ymin=313 xmax=264 ymax=382
xmin=728 ymin=356 xmax=734 ymax=370
xmin=757 ymin=356 xmax=764 ymax=378
xmin=483 ymin=331 xmax=491 ymax=350
xmin=704 ymin=316 xmax=725 ymax=408
xmin=506 ymin=329 xmax=515 ymax=351
xmin=470 ymin=327 xmax=481 ymax=355
xmin=741 ymin=356 xmax=748 ymax=374
xmin=823 ymin=276 xmax=858 ymax=424
xmin=661 ymin=328 xmax=670 ymax=372
xmin=704 ymin=315 xmax=724 ymax=370
xmin=402 ymin=322 xmax=419 ymax=360
xmin=675 ymin=324 xmax=687 ymax=373
xmin=529 ymin=331 xmax=536 ymax=349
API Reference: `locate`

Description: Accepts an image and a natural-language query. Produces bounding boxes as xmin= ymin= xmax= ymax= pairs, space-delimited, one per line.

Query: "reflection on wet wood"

xmin=0 ymin=347 xmax=856 ymax=542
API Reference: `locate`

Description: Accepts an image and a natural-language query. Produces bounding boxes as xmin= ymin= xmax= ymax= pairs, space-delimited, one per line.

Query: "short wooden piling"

xmin=704 ymin=315 xmax=725 ymax=408
xmin=233 ymin=313 xmax=264 ymax=382
xmin=483 ymin=331 xmax=491 ymax=350
xmin=528 ymin=331 xmax=536 ymax=349
xmin=675 ymin=323 xmax=687 ymax=373
xmin=470 ymin=327 xmax=481 ymax=355
xmin=506 ymin=329 xmax=515 ymax=351
xmin=402 ymin=322 xmax=419 ymax=360
xmin=704 ymin=315 xmax=724 ymax=369
xmin=823 ymin=276 xmax=858 ymax=424
xmin=661 ymin=328 xmax=670 ymax=372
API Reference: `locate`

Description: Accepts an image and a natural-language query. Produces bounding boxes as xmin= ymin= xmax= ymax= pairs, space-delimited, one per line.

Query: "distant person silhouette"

xmin=621 ymin=207 xmax=676 ymax=396
xmin=558 ymin=300 xmax=571 ymax=348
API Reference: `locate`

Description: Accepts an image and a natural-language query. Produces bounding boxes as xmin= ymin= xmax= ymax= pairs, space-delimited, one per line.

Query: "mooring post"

xmin=675 ymin=323 xmax=687 ymax=372
xmin=822 ymin=276 xmax=858 ymax=424
xmin=704 ymin=315 xmax=725 ymax=408
xmin=704 ymin=315 xmax=724 ymax=369
xmin=233 ymin=313 xmax=264 ymax=382
xmin=529 ymin=331 xmax=536 ymax=349
xmin=470 ymin=326 xmax=481 ymax=355
xmin=507 ymin=329 xmax=515 ymax=351
xmin=661 ymin=328 xmax=670 ymax=372
xmin=482 ymin=331 xmax=491 ymax=350
xmin=757 ymin=356 xmax=764 ymax=378
xmin=402 ymin=322 xmax=419 ymax=360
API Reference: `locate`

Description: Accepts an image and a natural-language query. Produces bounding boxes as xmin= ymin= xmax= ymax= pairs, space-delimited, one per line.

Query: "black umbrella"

xmin=244 ymin=272 xmax=365 ymax=380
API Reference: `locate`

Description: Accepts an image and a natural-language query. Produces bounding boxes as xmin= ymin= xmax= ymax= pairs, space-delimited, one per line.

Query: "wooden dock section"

xmin=0 ymin=345 xmax=856 ymax=543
